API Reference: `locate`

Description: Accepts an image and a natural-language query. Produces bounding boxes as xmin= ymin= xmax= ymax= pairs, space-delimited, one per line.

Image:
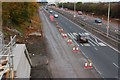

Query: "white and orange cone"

xmin=67 ymin=39 xmax=72 ymax=44
xmin=84 ymin=62 xmax=89 ymax=69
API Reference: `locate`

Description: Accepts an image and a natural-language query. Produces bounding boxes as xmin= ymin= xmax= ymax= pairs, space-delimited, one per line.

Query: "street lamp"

xmin=107 ymin=2 xmax=110 ymax=37
xmin=62 ymin=2 xmax=63 ymax=9
xmin=73 ymin=1 xmax=76 ymax=17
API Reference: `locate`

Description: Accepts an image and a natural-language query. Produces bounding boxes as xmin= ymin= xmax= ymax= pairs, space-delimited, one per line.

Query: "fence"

xmin=0 ymin=35 xmax=16 ymax=80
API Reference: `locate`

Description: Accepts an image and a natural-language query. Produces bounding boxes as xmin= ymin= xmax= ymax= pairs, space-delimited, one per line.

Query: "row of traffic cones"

xmin=56 ymin=22 xmax=80 ymax=53
xmin=84 ymin=60 xmax=93 ymax=69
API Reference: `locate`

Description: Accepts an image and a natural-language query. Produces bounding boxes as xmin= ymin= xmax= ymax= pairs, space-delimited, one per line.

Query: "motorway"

xmin=56 ymin=8 xmax=120 ymax=41
xmin=40 ymin=8 xmax=101 ymax=78
xmin=44 ymin=8 xmax=119 ymax=78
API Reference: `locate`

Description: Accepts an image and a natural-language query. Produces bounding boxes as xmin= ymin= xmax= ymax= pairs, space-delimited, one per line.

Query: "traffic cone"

xmin=56 ymin=25 xmax=60 ymax=28
xmin=89 ymin=62 xmax=93 ymax=69
xmin=72 ymin=46 xmax=80 ymax=53
xmin=63 ymin=33 xmax=67 ymax=38
xmin=89 ymin=60 xmax=93 ymax=69
xmin=76 ymin=47 xmax=80 ymax=52
xmin=59 ymin=28 xmax=64 ymax=33
xmin=84 ymin=62 xmax=88 ymax=69
xmin=67 ymin=39 xmax=72 ymax=44
xmin=62 ymin=33 xmax=67 ymax=38
xmin=72 ymin=47 xmax=76 ymax=53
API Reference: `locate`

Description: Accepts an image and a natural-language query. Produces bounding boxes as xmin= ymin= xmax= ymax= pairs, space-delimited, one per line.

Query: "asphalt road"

xmin=40 ymin=8 xmax=100 ymax=78
xmin=47 ymin=8 xmax=119 ymax=78
xmin=57 ymin=8 xmax=120 ymax=41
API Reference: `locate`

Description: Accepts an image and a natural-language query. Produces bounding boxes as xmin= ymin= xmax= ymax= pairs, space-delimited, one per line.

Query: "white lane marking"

xmin=98 ymin=42 xmax=106 ymax=46
xmin=88 ymin=40 xmax=95 ymax=46
xmin=56 ymin=11 xmax=120 ymax=53
xmin=94 ymin=66 xmax=102 ymax=75
xmin=94 ymin=47 xmax=98 ymax=50
xmin=89 ymin=38 xmax=99 ymax=46
xmin=113 ymin=63 xmax=119 ymax=68
xmin=70 ymin=33 xmax=76 ymax=40
xmin=83 ymin=43 xmax=90 ymax=46
xmin=67 ymin=33 xmax=80 ymax=46
xmin=81 ymin=51 xmax=88 ymax=59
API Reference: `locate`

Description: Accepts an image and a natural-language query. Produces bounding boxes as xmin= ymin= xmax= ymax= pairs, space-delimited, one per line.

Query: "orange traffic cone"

xmin=67 ymin=39 xmax=72 ymax=44
xmin=84 ymin=62 xmax=88 ymax=69
xmin=72 ymin=46 xmax=80 ymax=53
xmin=89 ymin=60 xmax=93 ymax=69
xmin=62 ymin=33 xmax=67 ymax=38
xmin=89 ymin=62 xmax=93 ymax=69
xmin=59 ymin=28 xmax=64 ymax=33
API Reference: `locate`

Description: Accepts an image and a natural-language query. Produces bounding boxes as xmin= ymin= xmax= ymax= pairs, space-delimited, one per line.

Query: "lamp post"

xmin=107 ymin=2 xmax=110 ymax=37
xmin=62 ymin=2 xmax=63 ymax=9
xmin=73 ymin=1 xmax=76 ymax=17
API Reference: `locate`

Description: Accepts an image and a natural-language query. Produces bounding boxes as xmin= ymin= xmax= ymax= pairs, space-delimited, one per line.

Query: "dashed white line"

xmin=113 ymin=63 xmax=119 ymax=68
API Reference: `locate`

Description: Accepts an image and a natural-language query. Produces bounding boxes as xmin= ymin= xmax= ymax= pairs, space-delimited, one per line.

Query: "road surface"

xmin=39 ymin=8 xmax=101 ymax=78
xmin=57 ymin=8 xmax=120 ymax=41
xmin=45 ymin=8 xmax=119 ymax=78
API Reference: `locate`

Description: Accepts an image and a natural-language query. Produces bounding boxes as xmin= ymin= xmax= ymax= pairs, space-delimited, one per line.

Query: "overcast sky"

xmin=39 ymin=0 xmax=120 ymax=2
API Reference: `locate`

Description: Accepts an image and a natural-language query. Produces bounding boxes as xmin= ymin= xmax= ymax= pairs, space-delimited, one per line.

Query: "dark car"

xmin=95 ymin=18 xmax=102 ymax=23
xmin=76 ymin=34 xmax=88 ymax=43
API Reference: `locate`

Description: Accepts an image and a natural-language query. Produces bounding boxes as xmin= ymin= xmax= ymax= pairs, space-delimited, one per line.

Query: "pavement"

xmin=46 ymin=8 xmax=119 ymax=78
xmin=39 ymin=8 xmax=101 ymax=78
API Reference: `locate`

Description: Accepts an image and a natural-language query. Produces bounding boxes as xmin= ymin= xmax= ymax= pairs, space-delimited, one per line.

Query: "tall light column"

xmin=73 ymin=1 xmax=76 ymax=17
xmin=107 ymin=2 xmax=110 ymax=37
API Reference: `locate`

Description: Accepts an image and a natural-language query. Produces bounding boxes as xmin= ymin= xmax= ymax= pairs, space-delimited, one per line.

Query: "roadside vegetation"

xmin=2 ymin=2 xmax=40 ymax=40
xmin=58 ymin=2 xmax=120 ymax=19
xmin=2 ymin=2 xmax=52 ymax=78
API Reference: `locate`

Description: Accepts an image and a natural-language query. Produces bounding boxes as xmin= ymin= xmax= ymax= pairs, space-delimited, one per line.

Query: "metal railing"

xmin=0 ymin=35 xmax=16 ymax=80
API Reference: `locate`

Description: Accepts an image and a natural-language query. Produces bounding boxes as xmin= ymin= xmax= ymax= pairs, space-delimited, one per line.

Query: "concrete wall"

xmin=13 ymin=44 xmax=31 ymax=78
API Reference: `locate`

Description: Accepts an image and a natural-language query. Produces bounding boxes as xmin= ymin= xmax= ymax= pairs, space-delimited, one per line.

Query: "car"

xmin=78 ymin=11 xmax=82 ymax=15
xmin=95 ymin=18 xmax=102 ymax=23
xmin=49 ymin=10 xmax=53 ymax=13
xmin=54 ymin=14 xmax=58 ymax=18
xmin=76 ymin=34 xmax=88 ymax=43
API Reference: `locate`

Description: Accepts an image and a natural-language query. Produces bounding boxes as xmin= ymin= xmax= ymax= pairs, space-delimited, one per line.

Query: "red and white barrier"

xmin=72 ymin=46 xmax=80 ymax=53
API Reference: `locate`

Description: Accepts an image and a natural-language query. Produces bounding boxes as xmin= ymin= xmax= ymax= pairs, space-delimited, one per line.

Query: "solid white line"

xmin=56 ymin=11 xmax=120 ymax=53
xmin=81 ymin=51 xmax=88 ymax=59
xmin=113 ymin=63 xmax=119 ymax=68
xmin=94 ymin=66 xmax=102 ymax=75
